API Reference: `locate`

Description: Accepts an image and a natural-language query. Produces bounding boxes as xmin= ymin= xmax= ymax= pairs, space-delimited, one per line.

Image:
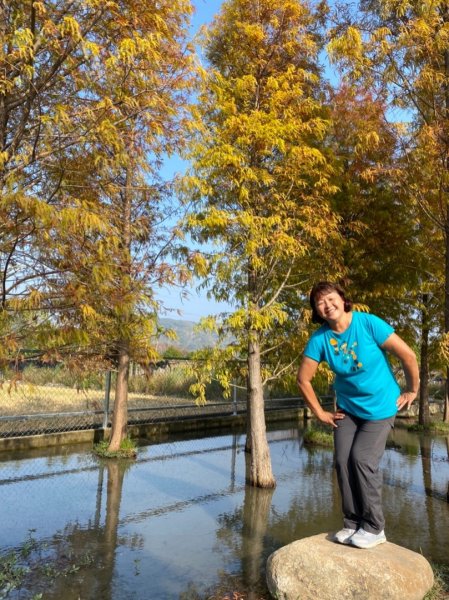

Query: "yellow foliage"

xmin=13 ymin=28 xmax=34 ymax=61
xmin=197 ymin=315 xmax=219 ymax=334
xmin=355 ymin=130 xmax=380 ymax=154
xmin=352 ymin=303 xmax=371 ymax=313
xmin=0 ymin=151 xmax=9 ymax=169
xmin=393 ymin=0 xmax=412 ymax=18
xmin=27 ymin=289 xmax=44 ymax=310
xmin=32 ymin=2 xmax=47 ymax=17
xmin=185 ymin=0 xmax=345 ymax=405
xmin=104 ymin=54 xmax=118 ymax=69
xmin=438 ymin=333 xmax=449 ymax=367
xmin=59 ymin=16 xmax=82 ymax=41
xmin=80 ymin=304 xmax=99 ymax=321
xmin=328 ymin=26 xmax=363 ymax=62
xmin=82 ymin=41 xmax=100 ymax=58
xmin=191 ymin=253 xmax=209 ymax=277
xmin=1 ymin=0 xmax=195 ymax=377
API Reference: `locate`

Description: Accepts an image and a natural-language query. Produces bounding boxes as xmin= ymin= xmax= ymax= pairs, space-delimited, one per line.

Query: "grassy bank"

xmin=408 ymin=421 xmax=449 ymax=435
xmin=303 ymin=426 xmax=333 ymax=448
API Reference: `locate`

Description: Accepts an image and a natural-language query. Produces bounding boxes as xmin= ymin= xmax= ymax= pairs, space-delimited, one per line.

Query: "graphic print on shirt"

xmin=329 ymin=338 xmax=363 ymax=371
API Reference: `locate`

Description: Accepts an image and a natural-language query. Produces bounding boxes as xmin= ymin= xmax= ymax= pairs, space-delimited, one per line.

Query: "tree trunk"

xmin=445 ymin=213 xmax=449 ymax=421
xmin=446 ymin=436 xmax=449 ymax=503
xmin=247 ymin=334 xmax=275 ymax=488
xmin=444 ymin=48 xmax=449 ymax=423
xmin=0 ymin=1 xmax=6 ymax=153
xmin=245 ymin=373 xmax=251 ymax=453
xmin=107 ymin=158 xmax=133 ymax=451
xmin=444 ymin=367 xmax=449 ymax=423
xmin=108 ymin=343 xmax=130 ymax=451
xmin=419 ymin=294 xmax=431 ymax=426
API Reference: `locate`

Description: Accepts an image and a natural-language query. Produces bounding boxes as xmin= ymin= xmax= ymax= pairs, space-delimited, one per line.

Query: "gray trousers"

xmin=334 ymin=412 xmax=395 ymax=534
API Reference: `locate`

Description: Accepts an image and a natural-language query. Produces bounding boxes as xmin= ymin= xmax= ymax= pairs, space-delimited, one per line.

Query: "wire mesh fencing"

xmin=0 ymin=360 xmax=310 ymax=439
xmin=0 ymin=369 xmax=107 ymax=438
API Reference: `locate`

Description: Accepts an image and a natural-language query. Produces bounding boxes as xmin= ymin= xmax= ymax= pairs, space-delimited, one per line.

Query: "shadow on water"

xmin=1 ymin=421 xmax=449 ymax=599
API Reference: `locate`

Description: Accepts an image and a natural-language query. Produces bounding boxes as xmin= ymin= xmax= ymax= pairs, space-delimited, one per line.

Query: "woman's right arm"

xmin=296 ymin=357 xmax=344 ymax=428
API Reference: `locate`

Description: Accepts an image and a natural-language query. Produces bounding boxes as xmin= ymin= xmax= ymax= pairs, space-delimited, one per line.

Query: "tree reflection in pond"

xmin=43 ymin=460 xmax=140 ymax=599
xmin=1 ymin=424 xmax=449 ymax=599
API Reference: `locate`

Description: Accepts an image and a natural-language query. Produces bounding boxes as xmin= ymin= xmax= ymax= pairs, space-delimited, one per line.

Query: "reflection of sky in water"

xmin=0 ymin=425 xmax=448 ymax=599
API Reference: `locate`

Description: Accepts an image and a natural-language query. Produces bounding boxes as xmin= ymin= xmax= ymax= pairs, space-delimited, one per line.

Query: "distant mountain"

xmin=157 ymin=318 xmax=219 ymax=352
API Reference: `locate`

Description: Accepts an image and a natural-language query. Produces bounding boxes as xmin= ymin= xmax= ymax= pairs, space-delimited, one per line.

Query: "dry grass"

xmin=425 ymin=563 xmax=449 ymax=600
xmin=0 ymin=380 xmax=200 ymax=416
xmin=0 ymin=364 xmax=228 ymax=418
xmin=0 ymin=381 xmax=103 ymax=415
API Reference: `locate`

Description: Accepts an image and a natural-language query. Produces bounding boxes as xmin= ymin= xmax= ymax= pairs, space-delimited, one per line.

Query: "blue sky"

xmin=191 ymin=0 xmax=220 ymax=30
xmin=156 ymin=0 xmax=230 ymax=322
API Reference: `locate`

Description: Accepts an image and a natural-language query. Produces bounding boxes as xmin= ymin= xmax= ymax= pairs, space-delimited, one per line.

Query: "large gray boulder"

xmin=266 ymin=533 xmax=434 ymax=600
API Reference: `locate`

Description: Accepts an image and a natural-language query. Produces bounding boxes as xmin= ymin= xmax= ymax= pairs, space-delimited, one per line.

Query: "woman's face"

xmin=315 ymin=291 xmax=346 ymax=322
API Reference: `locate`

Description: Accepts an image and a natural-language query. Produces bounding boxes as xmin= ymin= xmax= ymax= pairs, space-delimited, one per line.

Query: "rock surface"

xmin=266 ymin=533 xmax=434 ymax=600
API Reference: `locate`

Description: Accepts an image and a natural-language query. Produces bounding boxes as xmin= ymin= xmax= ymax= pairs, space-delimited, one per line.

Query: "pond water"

xmin=0 ymin=422 xmax=448 ymax=599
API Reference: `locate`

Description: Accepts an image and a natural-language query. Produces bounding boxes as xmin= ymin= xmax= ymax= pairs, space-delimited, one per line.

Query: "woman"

xmin=297 ymin=281 xmax=419 ymax=549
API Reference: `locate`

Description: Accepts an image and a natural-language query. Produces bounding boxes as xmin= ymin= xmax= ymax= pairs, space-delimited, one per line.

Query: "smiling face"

xmin=314 ymin=291 xmax=346 ymax=323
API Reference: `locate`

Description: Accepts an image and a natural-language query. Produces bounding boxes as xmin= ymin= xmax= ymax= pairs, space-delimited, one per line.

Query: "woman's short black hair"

xmin=309 ymin=281 xmax=353 ymax=324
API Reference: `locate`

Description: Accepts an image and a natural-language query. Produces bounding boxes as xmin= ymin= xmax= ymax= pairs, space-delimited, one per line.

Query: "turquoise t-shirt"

xmin=304 ymin=311 xmax=400 ymax=420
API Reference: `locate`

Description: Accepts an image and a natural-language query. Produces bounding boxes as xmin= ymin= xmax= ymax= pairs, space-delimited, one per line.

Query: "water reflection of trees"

xmin=241 ymin=460 xmax=275 ymax=599
xmin=61 ymin=430 xmax=449 ymax=598
xmin=201 ymin=439 xmax=336 ymax=599
xmin=420 ymin=435 xmax=437 ymax=551
xmin=203 ymin=453 xmax=275 ymax=599
xmin=209 ymin=426 xmax=449 ymax=598
xmin=38 ymin=459 xmax=142 ymax=600
xmin=446 ymin=436 xmax=449 ymax=503
xmin=10 ymin=427 xmax=449 ymax=598
xmin=384 ymin=427 xmax=449 ymax=563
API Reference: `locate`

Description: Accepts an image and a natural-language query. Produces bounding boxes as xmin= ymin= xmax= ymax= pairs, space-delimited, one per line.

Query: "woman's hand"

xmin=317 ymin=409 xmax=346 ymax=428
xmin=396 ymin=391 xmax=417 ymax=411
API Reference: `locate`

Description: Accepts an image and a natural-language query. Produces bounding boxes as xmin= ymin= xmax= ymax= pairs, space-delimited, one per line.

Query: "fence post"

xmin=103 ymin=371 xmax=112 ymax=430
xmin=232 ymin=381 xmax=237 ymax=416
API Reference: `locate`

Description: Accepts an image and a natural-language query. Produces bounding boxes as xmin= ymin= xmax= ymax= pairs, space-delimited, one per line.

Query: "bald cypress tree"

xmin=185 ymin=0 xmax=341 ymax=487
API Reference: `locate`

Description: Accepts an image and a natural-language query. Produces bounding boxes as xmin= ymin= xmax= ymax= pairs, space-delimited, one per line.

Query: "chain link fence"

xmin=0 ymin=360 xmax=310 ymax=439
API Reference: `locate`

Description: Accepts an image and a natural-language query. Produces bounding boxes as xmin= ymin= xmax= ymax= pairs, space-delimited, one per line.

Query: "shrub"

xmin=128 ymin=366 xmax=227 ymax=401
xmin=303 ymin=427 xmax=333 ymax=448
xmin=93 ymin=437 xmax=137 ymax=459
xmin=408 ymin=421 xmax=449 ymax=435
xmin=128 ymin=365 xmax=194 ymax=396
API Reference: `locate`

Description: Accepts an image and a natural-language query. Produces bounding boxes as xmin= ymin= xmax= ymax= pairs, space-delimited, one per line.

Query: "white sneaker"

xmin=333 ymin=527 xmax=356 ymax=544
xmin=350 ymin=528 xmax=386 ymax=549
